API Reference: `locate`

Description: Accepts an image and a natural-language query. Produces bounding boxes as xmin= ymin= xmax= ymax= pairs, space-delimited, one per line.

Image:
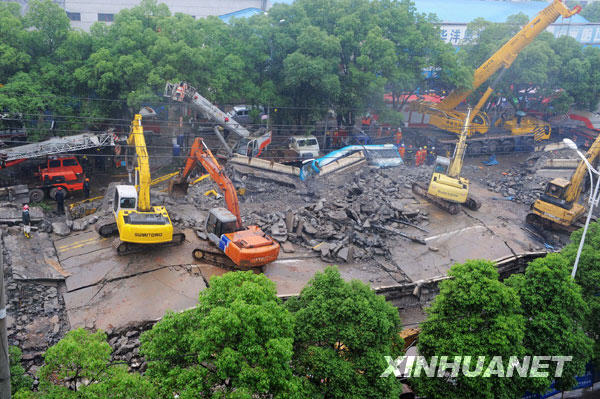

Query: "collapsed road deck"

xmin=3 ymin=177 xmax=543 ymax=332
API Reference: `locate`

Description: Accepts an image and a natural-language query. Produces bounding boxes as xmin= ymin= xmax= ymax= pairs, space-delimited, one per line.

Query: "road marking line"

xmin=57 ymin=236 xmax=98 ymax=249
xmin=272 ymin=259 xmax=303 ymax=264
xmin=58 ymin=237 xmax=106 ymax=252
xmin=425 ymin=225 xmax=486 ymax=242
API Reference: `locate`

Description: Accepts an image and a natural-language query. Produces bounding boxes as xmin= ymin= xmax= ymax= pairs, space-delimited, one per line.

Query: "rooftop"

xmin=271 ymin=0 xmax=590 ymax=24
xmin=219 ymin=7 xmax=265 ymax=23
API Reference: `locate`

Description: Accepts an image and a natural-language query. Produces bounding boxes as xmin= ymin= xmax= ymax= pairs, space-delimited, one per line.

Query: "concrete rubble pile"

xmin=107 ymin=323 xmax=154 ymax=373
xmin=479 ymin=167 xmax=547 ymax=205
xmin=244 ymin=168 xmax=428 ymax=263
xmin=1 ymin=230 xmax=68 ymax=384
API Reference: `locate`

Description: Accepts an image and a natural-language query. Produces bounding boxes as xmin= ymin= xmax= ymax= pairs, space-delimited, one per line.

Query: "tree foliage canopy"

xmin=0 ymin=0 xmax=468 ymax=132
xmin=505 ymin=254 xmax=593 ymax=393
xmin=286 ymin=266 xmax=404 ymax=399
xmin=140 ymin=271 xmax=302 ymax=399
xmin=562 ymin=222 xmax=600 ymax=366
xmin=460 ymin=13 xmax=600 ymax=114
xmin=411 ymin=260 xmax=526 ymax=399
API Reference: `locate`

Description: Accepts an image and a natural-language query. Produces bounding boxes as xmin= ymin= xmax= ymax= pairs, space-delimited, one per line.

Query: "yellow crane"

xmin=413 ymin=108 xmax=480 ymax=214
xmin=527 ymin=134 xmax=600 ymax=230
xmin=96 ymin=114 xmax=185 ymax=255
xmin=412 ymin=0 xmax=580 ymax=140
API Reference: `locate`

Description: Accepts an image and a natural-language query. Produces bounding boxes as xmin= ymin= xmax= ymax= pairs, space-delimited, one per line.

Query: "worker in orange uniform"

xmin=394 ymin=128 xmax=403 ymax=146
xmin=398 ymin=143 xmax=405 ymax=160
xmin=415 ymin=147 xmax=423 ymax=166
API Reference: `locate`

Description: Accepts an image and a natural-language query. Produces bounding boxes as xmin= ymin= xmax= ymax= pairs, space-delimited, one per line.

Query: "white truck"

xmin=288 ymin=136 xmax=320 ymax=159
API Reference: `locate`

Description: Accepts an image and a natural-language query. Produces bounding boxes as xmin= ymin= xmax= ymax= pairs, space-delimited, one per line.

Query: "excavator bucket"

xmin=168 ymin=175 xmax=189 ymax=197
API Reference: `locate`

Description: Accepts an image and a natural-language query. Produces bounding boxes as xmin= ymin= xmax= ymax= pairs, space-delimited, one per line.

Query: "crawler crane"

xmin=96 ymin=115 xmax=185 ymax=254
xmin=527 ymin=133 xmax=600 ymax=231
xmin=170 ymin=137 xmax=280 ymax=269
xmin=413 ymin=109 xmax=481 ymax=214
xmin=411 ymin=0 xmax=580 ymax=147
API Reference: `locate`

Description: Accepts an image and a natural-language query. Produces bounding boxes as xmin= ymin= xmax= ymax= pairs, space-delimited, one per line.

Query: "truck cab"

xmin=30 ymin=156 xmax=85 ymax=201
xmin=289 ymin=136 xmax=320 ymax=159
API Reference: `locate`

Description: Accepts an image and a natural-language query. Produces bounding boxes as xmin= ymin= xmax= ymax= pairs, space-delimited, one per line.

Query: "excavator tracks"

xmin=96 ymin=217 xmax=118 ymax=237
xmin=192 ymin=241 xmax=263 ymax=272
xmin=108 ymin=231 xmax=186 ymax=256
xmin=526 ymin=212 xmax=597 ymax=234
xmin=412 ymin=183 xmax=481 ymax=213
xmin=464 ymin=195 xmax=482 ymax=211
xmin=412 ymin=183 xmax=460 ymax=215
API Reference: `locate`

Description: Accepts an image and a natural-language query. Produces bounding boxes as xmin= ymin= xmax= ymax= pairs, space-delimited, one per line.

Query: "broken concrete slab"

xmin=55 ymin=228 xmax=202 ymax=292
xmin=0 ymin=204 xmax=44 ymax=224
xmin=63 ymin=265 xmax=207 ymax=330
xmin=52 ymin=222 xmax=70 ymax=236
xmin=20 ymin=315 xmax=61 ymax=351
xmin=5 ymin=232 xmax=67 ymax=281
xmin=281 ymin=241 xmax=295 ymax=253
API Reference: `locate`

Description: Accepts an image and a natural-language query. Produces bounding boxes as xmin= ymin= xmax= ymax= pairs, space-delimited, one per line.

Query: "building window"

xmin=66 ymin=11 xmax=80 ymax=21
xmin=98 ymin=13 xmax=114 ymax=22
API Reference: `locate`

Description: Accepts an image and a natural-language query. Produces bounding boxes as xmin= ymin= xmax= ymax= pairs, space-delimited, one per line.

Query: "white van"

xmin=289 ymin=136 xmax=320 ymax=159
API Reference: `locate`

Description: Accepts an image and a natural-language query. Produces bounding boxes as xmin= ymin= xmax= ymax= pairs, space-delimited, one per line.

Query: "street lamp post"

xmin=563 ymin=138 xmax=600 ymax=279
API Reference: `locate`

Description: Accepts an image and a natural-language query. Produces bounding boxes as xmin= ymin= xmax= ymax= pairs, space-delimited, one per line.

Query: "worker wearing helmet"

xmin=83 ymin=177 xmax=90 ymax=199
xmin=398 ymin=143 xmax=405 ymax=160
xmin=426 ymin=146 xmax=435 ymax=166
xmin=22 ymin=204 xmax=31 ymax=238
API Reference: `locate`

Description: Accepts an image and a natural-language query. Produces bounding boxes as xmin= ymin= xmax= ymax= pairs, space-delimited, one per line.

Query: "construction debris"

xmin=244 ymin=167 xmax=429 ymax=263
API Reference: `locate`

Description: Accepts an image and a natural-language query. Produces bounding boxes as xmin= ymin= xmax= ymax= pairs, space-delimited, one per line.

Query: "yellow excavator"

xmin=96 ymin=115 xmax=185 ymax=254
xmin=411 ymin=0 xmax=580 ymax=141
xmin=527 ymin=133 xmax=600 ymax=231
xmin=413 ymin=108 xmax=481 ymax=214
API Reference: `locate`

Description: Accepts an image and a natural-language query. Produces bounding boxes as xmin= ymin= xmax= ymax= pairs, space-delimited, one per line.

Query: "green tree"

xmin=0 ymin=2 xmax=30 ymax=80
xmin=411 ymin=260 xmax=526 ymax=399
xmin=562 ymin=222 xmax=600 ymax=365
xmin=581 ymin=1 xmax=600 ymax=22
xmin=24 ymin=0 xmax=70 ymax=56
xmin=10 ymin=346 xmax=33 ymax=395
xmin=141 ymin=271 xmax=304 ymax=398
xmin=461 ymin=13 xmax=600 ymax=115
xmin=29 ymin=328 xmax=156 ymax=398
xmin=505 ymin=254 xmax=593 ymax=393
xmin=286 ymin=267 xmax=404 ymax=399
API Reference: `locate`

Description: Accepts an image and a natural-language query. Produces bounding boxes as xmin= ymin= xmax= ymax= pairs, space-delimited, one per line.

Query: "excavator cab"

xmin=539 ymin=178 xmax=572 ymax=209
xmin=206 ymin=208 xmax=238 ymax=240
xmin=433 ymin=156 xmax=451 ymax=174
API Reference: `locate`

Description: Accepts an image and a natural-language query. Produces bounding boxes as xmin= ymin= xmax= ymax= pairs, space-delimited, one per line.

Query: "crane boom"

xmin=128 ymin=114 xmax=152 ymax=212
xmin=438 ymin=0 xmax=581 ymax=112
xmin=164 ymin=82 xmax=250 ymax=139
xmin=177 ymin=137 xmax=243 ymax=228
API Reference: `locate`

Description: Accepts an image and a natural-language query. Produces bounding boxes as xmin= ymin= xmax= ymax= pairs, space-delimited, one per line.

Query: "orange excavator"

xmin=170 ymin=137 xmax=280 ymax=269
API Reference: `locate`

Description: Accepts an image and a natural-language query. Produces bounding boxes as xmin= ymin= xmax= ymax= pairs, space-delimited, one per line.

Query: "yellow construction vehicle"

xmin=96 ymin=115 xmax=185 ymax=255
xmin=412 ymin=0 xmax=580 ymax=141
xmin=527 ymin=134 xmax=600 ymax=231
xmin=413 ymin=109 xmax=481 ymax=214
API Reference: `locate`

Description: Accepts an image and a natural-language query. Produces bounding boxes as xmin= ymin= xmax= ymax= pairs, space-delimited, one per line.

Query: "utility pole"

xmin=0 ymin=230 xmax=11 ymax=398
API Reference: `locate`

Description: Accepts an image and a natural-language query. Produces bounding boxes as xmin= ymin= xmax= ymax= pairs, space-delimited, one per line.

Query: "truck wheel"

xmin=29 ymin=189 xmax=44 ymax=203
xmin=49 ymin=187 xmax=68 ymax=200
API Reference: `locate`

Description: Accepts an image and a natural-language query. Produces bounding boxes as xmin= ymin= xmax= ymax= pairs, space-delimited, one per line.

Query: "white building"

xmin=62 ymin=0 xmax=269 ymax=31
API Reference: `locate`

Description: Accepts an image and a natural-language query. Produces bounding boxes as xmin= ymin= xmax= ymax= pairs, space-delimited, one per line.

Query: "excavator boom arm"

xmin=178 ymin=138 xmax=243 ymax=228
xmin=566 ymin=134 xmax=600 ymax=202
xmin=448 ymin=109 xmax=471 ymax=178
xmin=438 ymin=0 xmax=580 ymax=112
xmin=128 ymin=115 xmax=152 ymax=212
